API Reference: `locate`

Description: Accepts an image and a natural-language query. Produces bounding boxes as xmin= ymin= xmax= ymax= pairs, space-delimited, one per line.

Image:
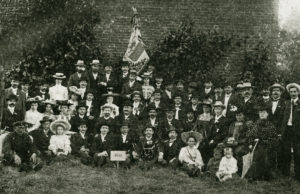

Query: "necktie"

xmin=175 ymin=108 xmax=179 ymax=120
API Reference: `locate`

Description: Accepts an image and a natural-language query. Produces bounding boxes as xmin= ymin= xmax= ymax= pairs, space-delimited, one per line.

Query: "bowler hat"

xmin=6 ymin=94 xmax=18 ymax=102
xmin=40 ymin=116 xmax=53 ymax=124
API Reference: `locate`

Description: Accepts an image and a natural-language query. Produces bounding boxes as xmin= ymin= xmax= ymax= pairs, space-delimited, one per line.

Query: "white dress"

xmin=179 ymin=146 xmax=204 ymax=169
xmin=218 ymin=156 xmax=238 ymax=175
xmin=48 ymin=134 xmax=71 ymax=154
xmin=49 ymin=85 xmax=69 ymax=101
xmin=25 ymin=110 xmax=43 ymax=132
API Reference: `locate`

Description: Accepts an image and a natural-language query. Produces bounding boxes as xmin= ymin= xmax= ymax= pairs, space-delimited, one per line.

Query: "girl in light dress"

xmin=48 ymin=120 xmax=72 ymax=157
xmin=179 ymin=131 xmax=204 ymax=177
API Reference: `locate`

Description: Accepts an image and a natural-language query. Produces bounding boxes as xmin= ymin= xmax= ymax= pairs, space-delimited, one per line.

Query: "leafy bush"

xmin=2 ymin=0 xmax=103 ymax=85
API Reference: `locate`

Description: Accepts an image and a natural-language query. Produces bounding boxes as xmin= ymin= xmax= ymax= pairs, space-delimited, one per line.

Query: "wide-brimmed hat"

xmin=286 ymin=83 xmax=300 ymax=92
xmin=53 ymin=73 xmax=66 ymax=79
xmin=141 ymin=72 xmax=152 ymax=78
xmin=130 ymin=91 xmax=142 ymax=98
xmin=102 ymin=91 xmax=120 ymax=98
xmin=40 ymin=116 xmax=53 ymax=124
xmin=75 ymin=60 xmax=85 ymax=66
xmin=90 ymin=59 xmax=100 ymax=65
xmin=213 ymin=101 xmax=225 ymax=109
xmin=42 ymin=99 xmax=56 ymax=106
xmin=201 ymin=99 xmax=213 ymax=107
xmin=181 ymin=131 xmax=203 ymax=144
xmin=101 ymin=104 xmax=113 ymax=110
xmin=6 ymin=94 xmax=18 ymax=102
xmin=50 ymin=120 xmax=71 ymax=134
xmin=57 ymin=100 xmax=73 ymax=107
xmin=166 ymin=125 xmax=179 ymax=134
xmin=242 ymin=82 xmax=254 ymax=89
xmin=27 ymin=96 xmax=42 ymax=104
xmin=13 ymin=121 xmax=31 ymax=128
xmin=269 ymin=83 xmax=285 ymax=92
xmin=117 ymin=121 xmax=131 ymax=128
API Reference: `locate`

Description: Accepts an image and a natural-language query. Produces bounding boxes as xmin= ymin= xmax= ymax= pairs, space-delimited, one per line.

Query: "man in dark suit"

xmin=148 ymin=89 xmax=166 ymax=118
xmin=281 ymin=83 xmax=300 ymax=180
xmin=160 ymin=107 xmax=183 ymax=140
xmin=91 ymin=123 xmax=115 ymax=167
xmin=142 ymin=105 xmax=162 ymax=138
xmin=29 ymin=116 xmax=54 ymax=163
xmin=4 ymin=75 xmax=26 ymax=118
xmin=172 ymin=92 xmax=186 ymax=122
xmin=116 ymin=62 xmax=130 ymax=93
xmin=121 ymin=69 xmax=142 ymax=99
xmin=68 ymin=60 xmax=87 ymax=88
xmin=69 ymin=103 xmax=93 ymax=134
xmin=95 ymin=105 xmax=116 ymax=134
xmin=185 ymin=92 xmax=201 ymax=117
xmin=199 ymin=79 xmax=214 ymax=100
xmin=222 ymin=82 xmax=239 ymax=122
xmin=98 ymin=63 xmax=117 ymax=95
xmin=31 ymin=80 xmax=50 ymax=100
xmin=70 ymin=120 xmax=94 ymax=165
xmin=1 ymin=94 xmax=23 ymax=131
xmin=85 ymin=60 xmax=102 ymax=102
xmin=236 ymin=82 xmax=258 ymax=122
xmin=158 ymin=126 xmax=184 ymax=169
xmin=161 ymin=79 xmax=174 ymax=105
xmin=114 ymin=122 xmax=138 ymax=167
xmin=115 ymin=100 xmax=139 ymax=138
xmin=208 ymin=101 xmax=229 ymax=157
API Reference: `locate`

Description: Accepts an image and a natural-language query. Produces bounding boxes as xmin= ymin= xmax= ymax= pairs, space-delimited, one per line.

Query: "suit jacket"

xmin=68 ymin=72 xmax=88 ymax=88
xmin=70 ymin=115 xmax=95 ymax=134
xmin=121 ymin=81 xmax=142 ymax=96
xmin=209 ymin=116 xmax=229 ymax=145
xmin=199 ymin=87 xmax=214 ymax=100
xmin=114 ymin=133 xmax=137 ymax=152
xmin=85 ymin=70 xmax=101 ymax=93
xmin=70 ymin=132 xmax=94 ymax=156
xmin=268 ymin=98 xmax=285 ymax=131
xmin=161 ymin=90 xmax=173 ymax=105
xmin=148 ymin=101 xmax=167 ymax=117
xmin=29 ymin=128 xmax=54 ymax=152
xmin=95 ymin=117 xmax=116 ymax=134
xmin=136 ymin=136 xmax=159 ymax=161
xmin=4 ymin=88 xmax=26 ymax=118
xmin=115 ymin=114 xmax=139 ymax=136
xmin=237 ymin=96 xmax=258 ymax=122
xmin=159 ymin=118 xmax=183 ymax=140
xmin=1 ymin=107 xmax=23 ymax=131
xmin=91 ymin=134 xmax=114 ymax=156
xmin=159 ymin=138 xmax=184 ymax=162
xmin=98 ymin=73 xmax=117 ymax=92
xmin=282 ymin=99 xmax=300 ymax=137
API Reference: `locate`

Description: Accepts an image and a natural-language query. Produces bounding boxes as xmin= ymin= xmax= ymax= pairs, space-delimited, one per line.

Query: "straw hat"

xmin=269 ymin=83 xmax=285 ymax=92
xmin=181 ymin=131 xmax=203 ymax=144
xmin=286 ymin=83 xmax=300 ymax=92
xmin=50 ymin=120 xmax=71 ymax=134
xmin=53 ymin=73 xmax=66 ymax=79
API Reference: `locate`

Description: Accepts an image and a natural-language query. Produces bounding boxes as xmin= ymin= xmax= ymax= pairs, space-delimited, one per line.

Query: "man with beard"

xmin=116 ymin=62 xmax=130 ymax=93
xmin=115 ymin=100 xmax=139 ymax=138
xmin=121 ymin=69 xmax=142 ymax=99
xmin=68 ymin=60 xmax=87 ymax=88
xmin=86 ymin=60 xmax=102 ymax=101
xmin=98 ymin=63 xmax=117 ymax=95
xmin=1 ymin=94 xmax=23 ymax=132
xmin=70 ymin=103 xmax=93 ymax=134
xmin=158 ymin=125 xmax=184 ymax=169
xmin=32 ymin=80 xmax=50 ymax=100
xmin=3 ymin=121 xmax=43 ymax=172
xmin=95 ymin=105 xmax=116 ymax=134
xmin=20 ymin=78 xmax=31 ymax=100
xmin=4 ymin=75 xmax=26 ymax=118
xmin=142 ymin=104 xmax=161 ymax=139
xmin=160 ymin=106 xmax=183 ymax=140
xmin=29 ymin=116 xmax=54 ymax=164
xmin=238 ymin=82 xmax=258 ymax=122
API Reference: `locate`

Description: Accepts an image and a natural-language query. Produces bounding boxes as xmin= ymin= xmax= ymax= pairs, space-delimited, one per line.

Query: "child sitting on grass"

xmin=48 ymin=120 xmax=72 ymax=158
xmin=216 ymin=144 xmax=238 ymax=182
xmin=206 ymin=147 xmax=223 ymax=176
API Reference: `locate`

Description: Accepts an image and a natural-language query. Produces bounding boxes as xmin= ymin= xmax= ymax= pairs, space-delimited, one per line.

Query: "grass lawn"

xmin=0 ymin=159 xmax=299 ymax=194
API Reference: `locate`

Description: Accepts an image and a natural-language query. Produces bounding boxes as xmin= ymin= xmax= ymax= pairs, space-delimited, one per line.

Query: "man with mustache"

xmin=1 ymin=94 xmax=23 ymax=132
xmin=238 ymin=82 xmax=258 ymax=122
xmin=32 ymin=80 xmax=50 ymax=100
xmin=68 ymin=60 xmax=88 ymax=88
xmin=4 ymin=75 xmax=26 ymax=119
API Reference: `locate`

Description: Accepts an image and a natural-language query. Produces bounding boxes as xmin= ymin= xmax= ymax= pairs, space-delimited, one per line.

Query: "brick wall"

xmin=95 ymin=0 xmax=279 ymax=58
xmin=0 ymin=0 xmax=279 ymax=72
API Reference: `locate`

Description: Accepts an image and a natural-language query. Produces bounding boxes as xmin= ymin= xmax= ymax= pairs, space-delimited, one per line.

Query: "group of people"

xmin=1 ymin=59 xmax=300 ymax=182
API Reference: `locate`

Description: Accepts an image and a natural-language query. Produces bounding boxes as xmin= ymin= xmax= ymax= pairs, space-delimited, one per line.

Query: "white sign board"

xmin=110 ymin=151 xmax=127 ymax=161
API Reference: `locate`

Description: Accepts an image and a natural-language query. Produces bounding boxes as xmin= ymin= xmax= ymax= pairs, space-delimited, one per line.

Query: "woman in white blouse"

xmin=179 ymin=131 xmax=204 ymax=177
